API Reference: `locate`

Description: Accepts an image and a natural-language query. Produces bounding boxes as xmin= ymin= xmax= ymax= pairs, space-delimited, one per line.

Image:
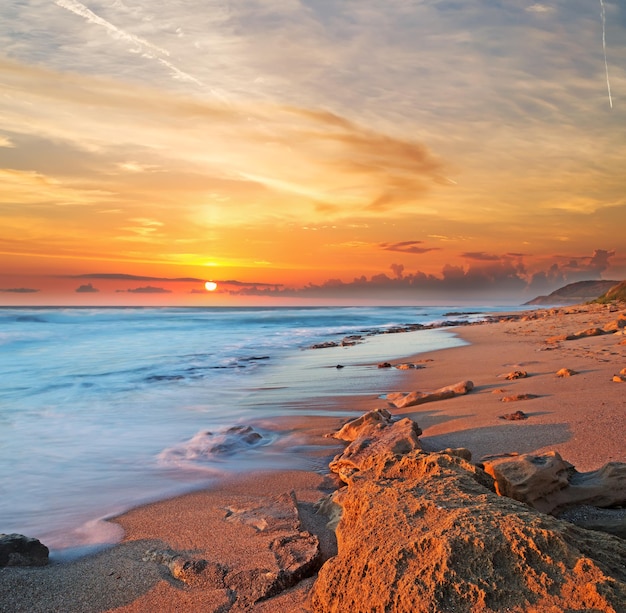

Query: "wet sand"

xmin=1 ymin=302 xmax=625 ymax=612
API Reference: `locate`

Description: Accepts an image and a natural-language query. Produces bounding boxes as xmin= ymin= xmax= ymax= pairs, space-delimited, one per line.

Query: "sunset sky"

xmin=1 ymin=0 xmax=625 ymax=305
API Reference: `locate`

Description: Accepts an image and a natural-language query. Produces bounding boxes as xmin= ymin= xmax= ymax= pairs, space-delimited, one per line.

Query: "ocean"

xmin=0 ymin=305 xmax=515 ymax=559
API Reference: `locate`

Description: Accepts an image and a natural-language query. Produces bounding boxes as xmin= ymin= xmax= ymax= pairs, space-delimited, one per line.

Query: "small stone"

xmin=556 ymin=368 xmax=577 ymax=377
xmin=505 ymin=370 xmax=528 ymax=380
xmin=501 ymin=394 xmax=538 ymax=402
xmin=377 ymin=362 xmax=392 ymax=368
xmin=499 ymin=410 xmax=528 ymax=421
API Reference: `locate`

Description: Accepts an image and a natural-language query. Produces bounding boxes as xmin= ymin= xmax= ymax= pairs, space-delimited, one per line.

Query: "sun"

xmin=204 ymin=281 xmax=218 ymax=292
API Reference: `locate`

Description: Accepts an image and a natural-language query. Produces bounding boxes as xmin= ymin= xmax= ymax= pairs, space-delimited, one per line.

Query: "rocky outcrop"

xmin=312 ymin=449 xmax=626 ymax=613
xmin=386 ymin=380 xmax=473 ymax=409
xmin=0 ymin=534 xmax=49 ymax=567
xmin=311 ymin=412 xmax=626 ymax=613
xmin=481 ymin=451 xmax=626 ymax=515
xmin=143 ymin=491 xmax=323 ymax=607
xmin=329 ymin=409 xmax=422 ymax=482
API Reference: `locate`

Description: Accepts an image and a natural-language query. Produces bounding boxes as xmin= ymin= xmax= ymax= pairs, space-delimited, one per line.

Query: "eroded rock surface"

xmin=312 ymin=449 xmax=626 ymax=613
xmin=387 ymin=380 xmax=473 ymax=409
xmin=481 ymin=451 xmax=626 ymax=515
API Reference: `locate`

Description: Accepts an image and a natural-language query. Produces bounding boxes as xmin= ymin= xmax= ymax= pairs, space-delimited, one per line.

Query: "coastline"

xmin=2 ymin=302 xmax=625 ymax=612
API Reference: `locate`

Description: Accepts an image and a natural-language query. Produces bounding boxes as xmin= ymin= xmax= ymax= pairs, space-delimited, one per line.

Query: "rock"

xmin=504 ymin=370 xmax=528 ymax=380
xmin=311 ymin=449 xmax=626 ymax=613
xmin=557 ymin=505 xmax=626 ymax=540
xmin=335 ymin=364 xmax=344 ymax=369
xmin=613 ymin=375 xmax=626 ymax=382
xmin=224 ymin=491 xmax=301 ymax=533
xmin=500 ymin=393 xmax=538 ymax=402
xmin=228 ymin=532 xmax=322 ymax=605
xmin=556 ymin=367 xmax=577 ymax=377
xmin=394 ymin=363 xmax=422 ymax=370
xmin=481 ymin=451 xmax=626 ymax=515
xmin=377 ymin=362 xmax=392 ymax=368
xmin=499 ymin=410 xmax=528 ymax=420
xmin=330 ymin=417 xmax=422 ymax=483
xmin=332 ymin=408 xmax=393 ymax=442
xmin=143 ymin=548 xmax=226 ymax=587
xmin=0 ymin=533 xmax=49 ymax=567
xmin=621 ymin=367 xmax=626 ymax=375
xmin=387 ymin=380 xmax=474 ymax=409
xmin=603 ymin=317 xmax=626 ymax=332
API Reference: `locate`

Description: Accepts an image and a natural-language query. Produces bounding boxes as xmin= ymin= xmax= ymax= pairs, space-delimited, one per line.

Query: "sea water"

xmin=0 ymin=305 xmax=512 ymax=558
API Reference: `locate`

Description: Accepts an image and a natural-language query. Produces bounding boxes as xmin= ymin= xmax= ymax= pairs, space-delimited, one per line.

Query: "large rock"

xmin=387 ymin=380 xmax=474 ymax=409
xmin=329 ymin=415 xmax=422 ymax=482
xmin=481 ymin=451 xmax=626 ymax=514
xmin=311 ymin=449 xmax=626 ymax=613
xmin=0 ymin=534 xmax=49 ymax=567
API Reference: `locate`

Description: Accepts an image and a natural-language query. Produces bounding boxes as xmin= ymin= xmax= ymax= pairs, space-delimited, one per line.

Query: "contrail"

xmin=55 ymin=0 xmax=203 ymax=86
xmin=599 ymin=0 xmax=613 ymax=108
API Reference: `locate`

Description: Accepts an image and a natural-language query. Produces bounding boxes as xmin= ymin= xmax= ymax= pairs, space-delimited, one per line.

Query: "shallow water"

xmin=0 ymin=305 xmax=513 ymax=557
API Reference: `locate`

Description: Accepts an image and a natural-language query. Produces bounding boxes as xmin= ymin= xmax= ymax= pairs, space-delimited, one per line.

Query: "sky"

xmin=1 ymin=0 xmax=625 ymax=306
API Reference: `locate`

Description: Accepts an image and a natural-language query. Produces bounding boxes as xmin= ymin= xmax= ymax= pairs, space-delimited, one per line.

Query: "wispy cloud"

xmin=0 ymin=287 xmax=40 ymax=293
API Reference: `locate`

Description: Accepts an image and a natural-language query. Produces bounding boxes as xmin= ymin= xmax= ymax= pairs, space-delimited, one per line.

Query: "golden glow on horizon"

xmin=0 ymin=2 xmax=625 ymax=305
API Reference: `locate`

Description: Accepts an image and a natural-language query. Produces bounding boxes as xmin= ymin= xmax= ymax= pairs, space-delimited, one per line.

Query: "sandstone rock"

xmin=440 ymin=447 xmax=472 ymax=461
xmin=621 ymin=367 xmax=626 ymax=375
xmin=143 ymin=548 xmax=226 ymax=587
xmin=480 ymin=451 xmax=573 ymax=511
xmin=329 ymin=417 xmax=422 ymax=482
xmin=332 ymin=408 xmax=393 ymax=442
xmin=505 ymin=370 xmax=528 ymax=380
xmin=311 ymin=450 xmax=626 ymax=613
xmin=556 ymin=367 xmax=577 ymax=377
xmin=228 ymin=532 xmax=322 ymax=606
xmin=613 ymin=375 xmax=626 ymax=382
xmin=500 ymin=393 xmax=538 ymax=402
xmin=481 ymin=451 xmax=626 ymax=514
xmin=387 ymin=380 xmax=473 ymax=409
xmin=224 ymin=491 xmax=301 ymax=532
xmin=394 ymin=363 xmax=423 ymax=370
xmin=0 ymin=533 xmax=49 ymax=567
xmin=604 ymin=317 xmax=626 ymax=332
xmin=499 ymin=410 xmax=528 ymax=420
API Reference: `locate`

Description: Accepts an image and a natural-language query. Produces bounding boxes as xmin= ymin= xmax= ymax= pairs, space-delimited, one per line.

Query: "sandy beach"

xmin=2 ymin=302 xmax=625 ymax=612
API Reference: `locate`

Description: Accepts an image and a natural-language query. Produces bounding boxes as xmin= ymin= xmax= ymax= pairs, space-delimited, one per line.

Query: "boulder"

xmin=0 ymin=534 xmax=49 ymax=567
xmin=329 ymin=416 xmax=422 ymax=482
xmin=331 ymin=408 xmax=393 ymax=442
xmin=481 ymin=452 xmax=626 ymax=514
xmin=387 ymin=380 xmax=473 ymax=409
xmin=311 ymin=449 xmax=626 ymax=613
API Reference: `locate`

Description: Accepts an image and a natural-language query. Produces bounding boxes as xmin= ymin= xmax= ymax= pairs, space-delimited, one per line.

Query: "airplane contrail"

xmin=599 ymin=0 xmax=613 ymax=108
xmin=55 ymin=0 xmax=202 ymax=86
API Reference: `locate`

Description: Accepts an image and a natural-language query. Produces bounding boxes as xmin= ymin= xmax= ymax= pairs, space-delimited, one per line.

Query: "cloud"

xmin=0 ymin=135 xmax=14 ymax=148
xmin=0 ymin=287 xmax=40 ymax=293
xmin=70 ymin=273 xmax=205 ymax=283
xmin=381 ymin=241 xmax=440 ymax=255
xmin=461 ymin=252 xmax=501 ymax=261
xmin=75 ymin=283 xmax=99 ymax=293
xmin=118 ymin=286 xmax=172 ymax=293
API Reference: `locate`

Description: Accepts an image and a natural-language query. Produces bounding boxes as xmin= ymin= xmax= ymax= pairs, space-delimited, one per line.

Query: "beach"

xmin=1 ymin=302 xmax=625 ymax=612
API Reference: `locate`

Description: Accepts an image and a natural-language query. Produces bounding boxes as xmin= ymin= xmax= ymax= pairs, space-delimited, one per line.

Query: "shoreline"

xmin=2 ymin=302 xmax=625 ymax=612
